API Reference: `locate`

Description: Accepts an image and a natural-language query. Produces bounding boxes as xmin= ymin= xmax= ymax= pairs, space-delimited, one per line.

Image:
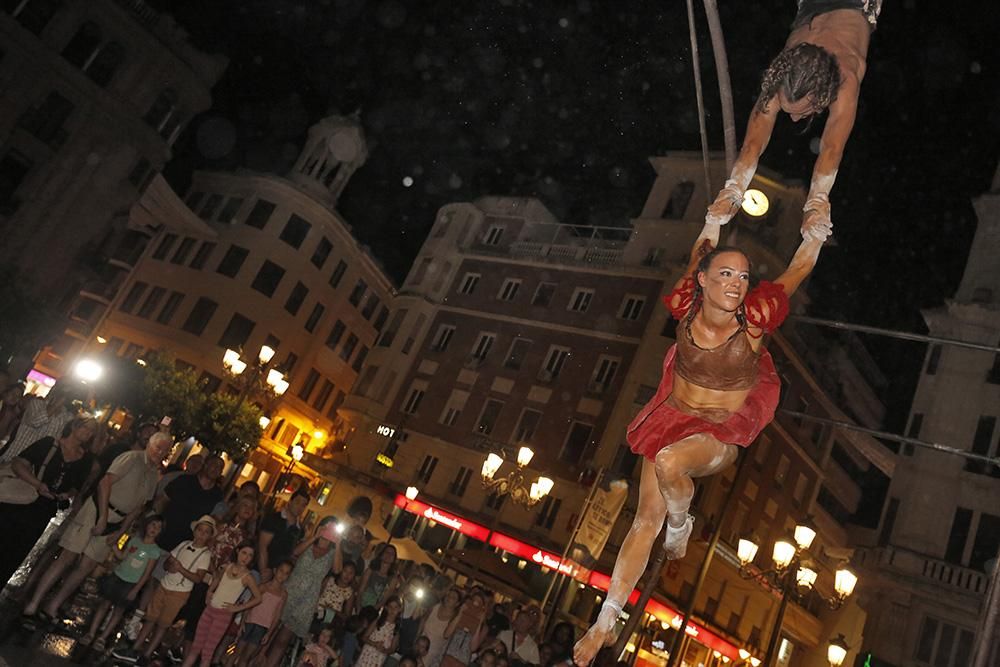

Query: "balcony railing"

xmin=855 ymin=545 xmax=989 ymax=596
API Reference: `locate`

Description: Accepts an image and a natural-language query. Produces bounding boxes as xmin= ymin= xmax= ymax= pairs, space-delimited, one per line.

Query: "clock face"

xmin=742 ymin=188 xmax=769 ymax=217
xmin=328 ymin=131 xmax=360 ymax=162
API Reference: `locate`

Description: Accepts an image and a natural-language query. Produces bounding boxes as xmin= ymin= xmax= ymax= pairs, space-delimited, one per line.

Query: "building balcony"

xmin=854 ymin=545 xmax=989 ymax=597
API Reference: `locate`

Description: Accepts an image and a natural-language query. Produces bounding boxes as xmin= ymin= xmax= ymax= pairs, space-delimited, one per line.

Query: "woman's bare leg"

xmin=573 ymin=434 xmax=738 ymax=665
xmin=655 ymin=434 xmax=738 ymax=558
xmin=573 ymin=459 xmax=665 ymax=666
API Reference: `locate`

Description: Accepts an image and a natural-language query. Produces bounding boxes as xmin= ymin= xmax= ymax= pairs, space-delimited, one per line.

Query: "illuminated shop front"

xmin=393 ymin=494 xmax=743 ymax=663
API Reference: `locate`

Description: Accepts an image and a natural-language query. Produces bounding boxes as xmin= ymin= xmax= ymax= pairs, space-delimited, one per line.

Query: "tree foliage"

xmin=112 ymin=351 xmax=263 ymax=458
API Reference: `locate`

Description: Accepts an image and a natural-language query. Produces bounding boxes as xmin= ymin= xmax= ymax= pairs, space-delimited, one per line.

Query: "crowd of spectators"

xmin=0 ymin=389 xmax=580 ymax=667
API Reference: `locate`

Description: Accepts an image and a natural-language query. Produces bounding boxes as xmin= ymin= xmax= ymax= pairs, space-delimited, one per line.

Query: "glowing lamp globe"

xmin=742 ymin=189 xmax=769 ymax=217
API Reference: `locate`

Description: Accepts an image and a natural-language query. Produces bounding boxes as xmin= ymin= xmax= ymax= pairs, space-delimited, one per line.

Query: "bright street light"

xmin=827 ymin=634 xmax=849 ymax=667
xmin=258 ymin=345 xmax=276 ymax=364
xmin=405 ymin=486 xmax=419 ymax=501
xmin=74 ymin=358 xmax=104 ymax=383
xmin=516 ymin=445 xmax=534 ymax=467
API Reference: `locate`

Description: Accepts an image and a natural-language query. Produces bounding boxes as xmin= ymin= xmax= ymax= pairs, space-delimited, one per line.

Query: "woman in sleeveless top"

xmin=574 ymin=221 xmax=824 ymax=665
xmin=358 ymin=543 xmax=399 ymax=609
xmin=419 ymin=588 xmax=462 ymax=667
xmin=705 ymin=0 xmax=880 ymax=245
xmin=261 ymin=524 xmax=340 ymax=667
xmin=356 ymin=596 xmax=402 ymax=667
xmin=184 ymin=542 xmax=261 ymax=667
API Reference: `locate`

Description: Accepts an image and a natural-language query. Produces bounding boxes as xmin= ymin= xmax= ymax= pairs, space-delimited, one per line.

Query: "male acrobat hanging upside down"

xmin=707 ymin=0 xmax=881 ymax=242
xmin=572 ymin=212 xmax=828 ymax=665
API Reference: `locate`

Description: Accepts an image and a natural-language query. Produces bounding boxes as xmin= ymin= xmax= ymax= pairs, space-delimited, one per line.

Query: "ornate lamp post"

xmin=480 ymin=446 xmax=554 ymax=508
xmin=466 ymin=447 xmax=553 ymax=581
xmin=736 ymin=522 xmax=858 ymax=667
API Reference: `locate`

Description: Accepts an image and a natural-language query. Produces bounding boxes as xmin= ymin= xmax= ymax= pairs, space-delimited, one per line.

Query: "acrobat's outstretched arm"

xmin=802 ymin=73 xmax=861 ymax=241
xmin=704 ymin=106 xmax=779 ymax=227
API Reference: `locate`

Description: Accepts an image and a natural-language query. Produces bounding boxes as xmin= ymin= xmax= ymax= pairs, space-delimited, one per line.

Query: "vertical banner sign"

xmin=571 ymin=479 xmax=629 ymax=567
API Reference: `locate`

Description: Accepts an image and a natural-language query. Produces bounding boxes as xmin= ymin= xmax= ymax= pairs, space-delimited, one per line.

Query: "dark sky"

xmin=155 ymin=0 xmax=999 ymax=428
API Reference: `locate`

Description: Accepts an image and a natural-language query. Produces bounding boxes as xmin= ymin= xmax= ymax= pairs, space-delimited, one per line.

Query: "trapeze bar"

xmin=789 ymin=314 xmax=1000 ymax=354
xmin=779 ymin=409 xmax=1000 ymax=468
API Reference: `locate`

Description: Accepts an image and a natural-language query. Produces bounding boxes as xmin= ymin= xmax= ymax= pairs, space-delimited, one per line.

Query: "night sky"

xmin=154 ymin=0 xmax=999 ymax=428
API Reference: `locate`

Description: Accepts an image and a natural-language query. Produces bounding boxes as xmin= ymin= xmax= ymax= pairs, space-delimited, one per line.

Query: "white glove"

xmin=705 ymin=179 xmax=743 ymax=226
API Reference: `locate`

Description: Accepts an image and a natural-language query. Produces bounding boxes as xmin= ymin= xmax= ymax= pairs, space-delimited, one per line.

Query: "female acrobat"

xmin=572 ymin=214 xmax=827 ymax=666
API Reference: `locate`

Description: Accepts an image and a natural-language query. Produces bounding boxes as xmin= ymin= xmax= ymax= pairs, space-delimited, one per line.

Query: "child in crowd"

xmin=234 ymin=560 xmax=292 ymax=667
xmin=411 ymin=635 xmax=431 ymax=667
xmin=440 ymin=591 xmax=488 ymax=667
xmin=299 ymin=626 xmax=340 ymax=667
xmin=356 ymin=596 xmax=402 ymax=667
xmin=181 ymin=542 xmax=261 ymax=667
xmin=81 ymin=514 xmax=164 ymax=653
xmin=342 ymin=606 xmax=379 ymax=667
xmin=315 ymin=559 xmax=358 ymax=626
xmin=113 ymin=516 xmax=215 ymax=664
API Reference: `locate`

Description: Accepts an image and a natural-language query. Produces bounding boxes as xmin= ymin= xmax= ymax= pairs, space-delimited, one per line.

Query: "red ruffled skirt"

xmin=627 ymin=345 xmax=780 ymax=461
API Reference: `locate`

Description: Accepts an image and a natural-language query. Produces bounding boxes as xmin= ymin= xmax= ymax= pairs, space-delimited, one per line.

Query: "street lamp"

xmin=827 ymin=634 xmax=849 ymax=667
xmin=480 ymin=447 xmax=553 ymax=508
xmin=218 ymin=345 xmax=289 ymax=459
xmin=737 ymin=522 xmax=858 ymax=667
xmin=74 ymin=358 xmax=104 ymax=384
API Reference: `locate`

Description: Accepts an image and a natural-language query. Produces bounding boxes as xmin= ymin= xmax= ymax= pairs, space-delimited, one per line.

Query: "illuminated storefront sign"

xmin=376 ymin=424 xmax=396 ymax=438
xmin=394 ymin=495 xmax=490 ymax=541
xmin=393 ymin=494 xmax=738 ymax=659
xmin=375 ymin=453 xmax=394 ymax=468
xmin=488 ymin=532 xmax=578 ymax=576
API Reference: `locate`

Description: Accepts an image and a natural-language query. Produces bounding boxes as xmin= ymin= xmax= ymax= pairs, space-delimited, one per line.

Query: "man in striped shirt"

xmin=0 ymin=385 xmax=76 ymax=462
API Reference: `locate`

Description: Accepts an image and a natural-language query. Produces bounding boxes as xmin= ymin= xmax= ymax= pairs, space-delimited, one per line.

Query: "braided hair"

xmin=691 ymin=245 xmax=754 ymax=328
xmin=755 ymin=43 xmax=841 ymax=117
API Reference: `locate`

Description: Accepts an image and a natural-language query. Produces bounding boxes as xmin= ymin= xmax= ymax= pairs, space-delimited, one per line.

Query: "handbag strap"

xmin=34 ymin=439 xmax=59 ymax=484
